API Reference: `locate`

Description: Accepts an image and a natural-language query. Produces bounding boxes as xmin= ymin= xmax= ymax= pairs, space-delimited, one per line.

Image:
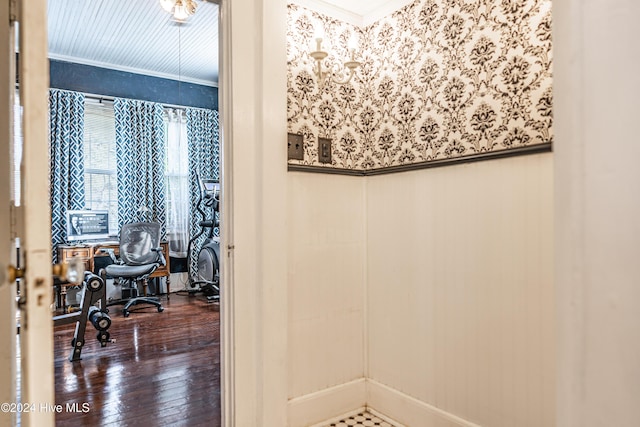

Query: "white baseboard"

xmin=288 ymin=378 xmax=367 ymax=427
xmin=287 ymin=378 xmax=480 ymax=427
xmin=366 ymin=380 xmax=482 ymax=427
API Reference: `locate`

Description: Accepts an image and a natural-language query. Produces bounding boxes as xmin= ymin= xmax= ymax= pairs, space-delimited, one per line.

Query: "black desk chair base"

xmin=107 ymin=297 xmax=164 ymax=317
xmin=104 ymin=277 xmax=164 ymax=317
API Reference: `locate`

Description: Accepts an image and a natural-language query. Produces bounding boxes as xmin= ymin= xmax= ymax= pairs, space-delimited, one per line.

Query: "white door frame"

xmin=17 ymin=0 xmax=56 ymax=425
xmin=0 ymin=0 xmax=56 ymax=426
xmin=219 ymin=0 xmax=288 ymax=425
xmin=0 ymin=1 xmax=17 ymax=425
xmin=217 ymin=0 xmax=235 ymax=424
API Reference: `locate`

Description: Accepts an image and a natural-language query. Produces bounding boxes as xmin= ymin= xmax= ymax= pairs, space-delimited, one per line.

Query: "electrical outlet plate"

xmin=288 ymin=133 xmax=304 ymax=160
xmin=318 ymin=137 xmax=332 ymax=164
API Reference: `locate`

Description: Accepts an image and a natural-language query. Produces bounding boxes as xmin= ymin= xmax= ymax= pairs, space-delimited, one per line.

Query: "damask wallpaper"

xmin=287 ymin=0 xmax=552 ymax=171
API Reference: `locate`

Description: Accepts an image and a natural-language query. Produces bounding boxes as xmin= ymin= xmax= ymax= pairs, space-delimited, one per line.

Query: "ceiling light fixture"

xmin=310 ymin=27 xmax=360 ymax=87
xmin=160 ymin=0 xmax=198 ymax=22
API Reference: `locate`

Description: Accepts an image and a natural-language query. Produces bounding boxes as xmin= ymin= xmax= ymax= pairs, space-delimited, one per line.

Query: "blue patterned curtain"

xmin=186 ymin=108 xmax=220 ymax=274
xmin=49 ymin=89 xmax=85 ymax=262
xmin=114 ymin=98 xmax=167 ymax=239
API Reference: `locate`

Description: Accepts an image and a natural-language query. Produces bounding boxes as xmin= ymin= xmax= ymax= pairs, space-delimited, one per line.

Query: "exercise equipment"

xmin=53 ymin=272 xmax=113 ymax=362
xmin=185 ymin=177 xmax=221 ymax=303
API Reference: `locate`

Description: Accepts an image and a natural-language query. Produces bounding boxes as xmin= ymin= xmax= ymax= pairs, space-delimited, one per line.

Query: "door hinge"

xmin=9 ymin=0 xmax=18 ymax=23
xmin=11 ymin=204 xmax=23 ymax=240
xmin=10 ymin=204 xmax=17 ymax=239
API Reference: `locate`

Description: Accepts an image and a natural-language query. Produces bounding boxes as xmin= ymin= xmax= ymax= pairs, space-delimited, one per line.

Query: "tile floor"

xmin=324 ymin=411 xmax=398 ymax=427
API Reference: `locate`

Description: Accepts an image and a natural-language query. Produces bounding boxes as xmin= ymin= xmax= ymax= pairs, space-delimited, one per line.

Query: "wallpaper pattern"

xmin=287 ymin=0 xmax=553 ymax=170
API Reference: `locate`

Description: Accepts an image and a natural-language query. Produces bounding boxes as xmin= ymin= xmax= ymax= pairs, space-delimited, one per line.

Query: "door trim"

xmin=17 ymin=0 xmax=56 ymax=425
xmin=0 ymin=1 xmax=18 ymax=424
xmin=219 ymin=0 xmax=289 ymax=425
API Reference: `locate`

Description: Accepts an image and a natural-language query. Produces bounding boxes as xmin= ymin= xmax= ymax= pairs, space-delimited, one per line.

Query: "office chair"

xmin=101 ymin=222 xmax=165 ymax=317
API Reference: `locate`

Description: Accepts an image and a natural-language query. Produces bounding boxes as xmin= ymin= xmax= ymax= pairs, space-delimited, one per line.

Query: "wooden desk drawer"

xmin=60 ymin=247 xmax=91 ymax=259
xmin=57 ymin=247 xmax=92 ymax=272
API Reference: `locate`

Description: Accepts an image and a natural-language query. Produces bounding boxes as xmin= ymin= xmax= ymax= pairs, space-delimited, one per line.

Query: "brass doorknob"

xmin=52 ymin=263 xmax=68 ymax=279
xmin=7 ymin=262 xmax=79 ymax=284
xmin=7 ymin=265 xmax=24 ymax=283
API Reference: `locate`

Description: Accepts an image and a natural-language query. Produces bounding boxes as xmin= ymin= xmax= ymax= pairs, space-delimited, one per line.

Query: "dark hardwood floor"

xmin=53 ymin=293 xmax=221 ymax=427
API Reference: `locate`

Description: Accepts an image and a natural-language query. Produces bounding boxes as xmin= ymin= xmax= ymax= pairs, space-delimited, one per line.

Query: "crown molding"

xmin=47 ymin=53 xmax=219 ymax=88
xmin=290 ymin=0 xmax=363 ymax=26
xmin=290 ymin=0 xmax=416 ymax=28
xmin=361 ymin=0 xmax=415 ymax=26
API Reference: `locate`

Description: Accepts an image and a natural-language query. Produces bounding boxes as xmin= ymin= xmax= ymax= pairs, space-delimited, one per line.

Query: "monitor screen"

xmin=66 ymin=210 xmax=110 ymax=241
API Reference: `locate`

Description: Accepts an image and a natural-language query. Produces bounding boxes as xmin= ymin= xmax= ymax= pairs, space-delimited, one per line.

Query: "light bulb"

xmin=159 ymin=0 xmax=175 ymax=13
xmin=348 ymin=35 xmax=358 ymax=60
xmin=314 ymin=25 xmax=325 ymax=41
xmin=173 ymin=2 xmax=189 ymax=20
xmin=185 ymin=0 xmax=197 ymax=15
xmin=348 ymin=35 xmax=358 ymax=51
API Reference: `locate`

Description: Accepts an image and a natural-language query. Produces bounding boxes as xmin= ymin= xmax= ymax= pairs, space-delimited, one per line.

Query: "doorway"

xmin=43 ymin=0 xmax=222 ymax=425
xmin=4 ymin=0 xmax=290 ymax=426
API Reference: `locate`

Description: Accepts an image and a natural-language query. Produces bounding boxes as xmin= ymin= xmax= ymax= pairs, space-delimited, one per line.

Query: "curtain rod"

xmin=83 ymin=92 xmax=201 ymax=111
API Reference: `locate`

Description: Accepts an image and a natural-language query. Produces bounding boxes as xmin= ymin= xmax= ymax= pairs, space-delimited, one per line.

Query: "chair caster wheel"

xmin=157 ymin=306 xmax=164 ymax=313
xmin=123 ymin=310 xmax=130 ymax=318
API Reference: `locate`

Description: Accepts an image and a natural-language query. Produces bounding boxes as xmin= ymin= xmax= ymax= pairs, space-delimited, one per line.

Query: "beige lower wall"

xmin=366 ymin=153 xmax=555 ymax=427
xmin=288 ymin=173 xmax=367 ymax=401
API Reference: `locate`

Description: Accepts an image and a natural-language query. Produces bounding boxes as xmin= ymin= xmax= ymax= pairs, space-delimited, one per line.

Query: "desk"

xmin=57 ymin=242 xmax=171 ymax=311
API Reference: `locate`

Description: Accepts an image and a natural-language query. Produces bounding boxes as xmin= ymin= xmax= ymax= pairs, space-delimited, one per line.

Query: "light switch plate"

xmin=318 ymin=137 xmax=332 ymax=164
xmin=288 ymin=133 xmax=304 ymax=160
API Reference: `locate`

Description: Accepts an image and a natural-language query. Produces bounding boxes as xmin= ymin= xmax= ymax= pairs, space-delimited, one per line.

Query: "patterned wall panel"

xmin=287 ymin=0 xmax=552 ymax=171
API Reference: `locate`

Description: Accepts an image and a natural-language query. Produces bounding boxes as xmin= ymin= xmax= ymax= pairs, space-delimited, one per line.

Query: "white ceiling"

xmin=47 ymin=0 xmax=219 ymax=86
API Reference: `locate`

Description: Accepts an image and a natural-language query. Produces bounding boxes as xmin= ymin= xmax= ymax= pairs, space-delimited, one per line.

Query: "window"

xmin=164 ymin=109 xmax=190 ymax=257
xmin=83 ymin=101 xmax=118 ymax=235
xmin=81 ymin=99 xmax=190 ymax=251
